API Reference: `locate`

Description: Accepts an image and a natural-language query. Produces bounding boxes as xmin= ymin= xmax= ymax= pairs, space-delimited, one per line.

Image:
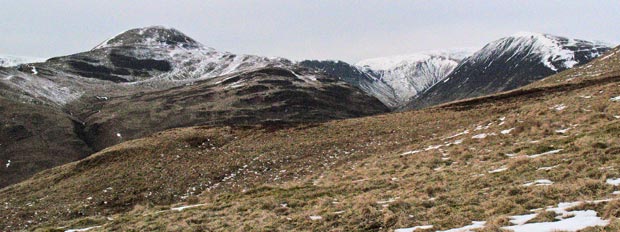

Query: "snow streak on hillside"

xmin=468 ymin=32 xmax=610 ymax=73
xmin=356 ymin=48 xmax=477 ymax=104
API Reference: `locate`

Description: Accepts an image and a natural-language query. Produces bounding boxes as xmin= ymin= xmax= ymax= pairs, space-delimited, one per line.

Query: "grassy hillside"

xmin=1 ymin=47 xmax=620 ymax=231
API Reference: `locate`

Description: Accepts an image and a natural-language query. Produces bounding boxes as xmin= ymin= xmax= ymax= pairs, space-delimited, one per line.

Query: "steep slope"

xmin=32 ymin=26 xmax=288 ymax=88
xmin=298 ymin=60 xmax=399 ymax=107
xmin=2 ymin=47 xmax=619 ymax=231
xmin=299 ymin=49 xmax=475 ymax=108
xmin=0 ymin=92 xmax=92 ymax=188
xmin=0 ymin=55 xmax=45 ymax=67
xmin=0 ymin=26 xmax=388 ymax=188
xmin=356 ymin=49 xmax=475 ymax=105
xmin=1 ymin=26 xmax=292 ymax=107
xmin=408 ymin=32 xmax=611 ymax=109
xmin=68 ymin=67 xmax=388 ymax=151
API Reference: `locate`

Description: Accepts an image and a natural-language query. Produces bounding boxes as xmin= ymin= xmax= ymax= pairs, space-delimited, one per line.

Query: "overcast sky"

xmin=1 ymin=0 xmax=618 ymax=63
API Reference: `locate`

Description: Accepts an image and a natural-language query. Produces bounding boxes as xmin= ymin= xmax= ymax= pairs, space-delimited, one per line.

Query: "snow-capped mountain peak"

xmin=92 ymin=26 xmax=204 ymax=50
xmin=408 ymin=32 xmax=612 ymax=109
xmin=355 ymin=48 xmax=477 ymax=71
xmin=1 ymin=26 xmax=294 ymax=106
xmin=473 ymin=32 xmax=609 ymax=72
xmin=72 ymin=26 xmax=293 ymax=84
xmin=353 ymin=48 xmax=477 ymax=105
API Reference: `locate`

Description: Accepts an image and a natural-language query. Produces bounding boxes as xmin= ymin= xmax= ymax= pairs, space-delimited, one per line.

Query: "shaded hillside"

xmin=2 ymin=47 xmax=619 ymax=231
xmin=0 ymin=92 xmax=92 ymax=188
xmin=299 ymin=60 xmax=399 ymax=107
xmin=68 ymin=67 xmax=389 ymax=151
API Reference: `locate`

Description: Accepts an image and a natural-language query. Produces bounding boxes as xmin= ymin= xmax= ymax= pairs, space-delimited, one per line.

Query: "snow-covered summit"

xmin=408 ymin=32 xmax=612 ymax=109
xmin=355 ymin=48 xmax=477 ymax=71
xmin=354 ymin=48 xmax=477 ymax=105
xmin=472 ymin=31 xmax=610 ymax=72
xmin=92 ymin=26 xmax=203 ymax=50
xmin=1 ymin=26 xmax=293 ymax=105
xmin=78 ymin=26 xmax=293 ymax=84
xmin=0 ymin=55 xmax=46 ymax=67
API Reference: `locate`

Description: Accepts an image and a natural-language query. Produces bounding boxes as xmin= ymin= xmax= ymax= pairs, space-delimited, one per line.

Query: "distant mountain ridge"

xmin=300 ymin=49 xmax=476 ymax=108
xmin=356 ymin=48 xmax=476 ymax=106
xmin=0 ymin=55 xmax=45 ymax=67
xmin=302 ymin=33 xmax=611 ymax=110
xmin=406 ymin=32 xmax=612 ymax=109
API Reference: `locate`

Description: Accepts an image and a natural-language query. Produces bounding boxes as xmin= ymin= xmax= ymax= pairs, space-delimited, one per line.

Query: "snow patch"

xmin=501 ymin=128 xmax=515 ymax=135
xmin=509 ymin=213 xmax=538 ymax=225
xmin=425 ymin=144 xmax=443 ymax=151
xmin=551 ymin=104 xmax=567 ymax=111
xmin=64 ymin=226 xmax=102 ymax=232
xmin=377 ymin=197 xmax=399 ymax=204
xmin=474 ymin=122 xmax=493 ymax=131
xmin=503 ymin=200 xmax=610 ymax=232
xmin=528 ymin=149 xmax=563 ymax=158
xmin=400 ymin=150 xmax=421 ymax=156
xmin=395 ymin=225 xmax=434 ymax=232
xmin=171 ymin=203 xmax=206 ymax=211
xmin=445 ymin=130 xmax=469 ymax=140
xmin=472 ymin=133 xmax=495 ymax=139
xmin=606 ymin=178 xmax=620 ymax=186
xmin=439 ymin=221 xmax=486 ymax=232
xmin=488 ymin=167 xmax=508 ymax=174
xmin=523 ymin=179 xmax=554 ymax=186
xmin=537 ymin=165 xmax=558 ymax=171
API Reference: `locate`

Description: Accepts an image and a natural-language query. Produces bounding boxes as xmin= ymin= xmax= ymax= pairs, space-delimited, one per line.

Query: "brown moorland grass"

xmin=1 ymin=46 xmax=620 ymax=231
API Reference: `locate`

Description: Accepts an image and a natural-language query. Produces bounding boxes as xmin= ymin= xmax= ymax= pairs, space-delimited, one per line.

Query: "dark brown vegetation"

xmin=0 ymin=66 xmax=388 ymax=188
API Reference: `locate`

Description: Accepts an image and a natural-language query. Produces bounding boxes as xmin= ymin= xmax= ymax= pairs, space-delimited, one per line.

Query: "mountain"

xmin=0 ymin=55 xmax=45 ymax=67
xmin=0 ymin=26 xmax=388 ymax=188
xmin=1 ymin=26 xmax=294 ymax=107
xmin=356 ymin=49 xmax=475 ymax=105
xmin=298 ymin=60 xmax=399 ymax=107
xmin=25 ymin=26 xmax=289 ymax=92
xmin=2 ymin=45 xmax=619 ymax=231
xmin=68 ymin=67 xmax=388 ymax=152
xmin=407 ymin=32 xmax=612 ymax=109
xmin=301 ymin=34 xmax=611 ymax=110
xmin=300 ymin=49 xmax=475 ymax=108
